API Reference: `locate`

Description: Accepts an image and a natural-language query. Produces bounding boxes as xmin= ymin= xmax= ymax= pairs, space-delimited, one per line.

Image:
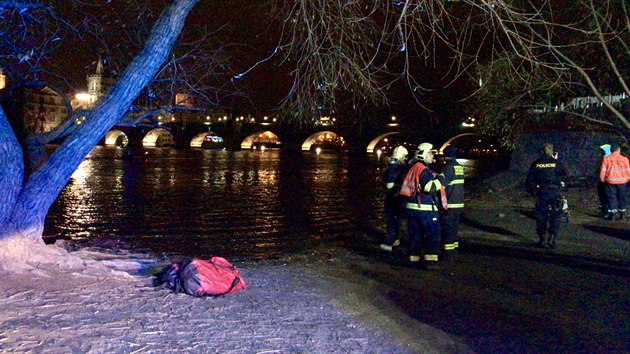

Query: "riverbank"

xmin=0 ymin=246 xmax=467 ymax=353
xmin=0 ymin=173 xmax=628 ymax=353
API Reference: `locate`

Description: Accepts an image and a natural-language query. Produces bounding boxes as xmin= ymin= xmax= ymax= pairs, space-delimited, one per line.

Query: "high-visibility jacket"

xmin=600 ymin=151 xmax=630 ymax=184
xmin=400 ymin=160 xmax=447 ymax=211
xmin=443 ymin=159 xmax=465 ymax=209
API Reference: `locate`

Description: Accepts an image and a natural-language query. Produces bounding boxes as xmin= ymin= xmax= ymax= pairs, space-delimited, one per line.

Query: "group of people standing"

xmin=381 ymin=140 xmax=629 ymax=265
xmin=381 ymin=142 xmax=464 ymax=269
xmin=525 ymin=141 xmax=629 ymax=250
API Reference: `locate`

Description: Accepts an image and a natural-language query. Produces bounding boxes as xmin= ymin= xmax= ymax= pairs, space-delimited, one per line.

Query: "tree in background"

xmin=270 ymin=0 xmax=627 ymax=138
xmin=471 ymin=0 xmax=629 ymax=144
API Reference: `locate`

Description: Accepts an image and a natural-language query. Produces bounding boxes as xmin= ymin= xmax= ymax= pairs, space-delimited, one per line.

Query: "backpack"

xmin=156 ymin=257 xmax=247 ymax=297
xmin=400 ymin=161 xmax=448 ymax=211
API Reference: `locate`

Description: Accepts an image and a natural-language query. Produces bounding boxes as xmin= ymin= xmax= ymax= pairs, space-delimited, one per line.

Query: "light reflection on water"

xmin=46 ymin=147 xmax=494 ymax=260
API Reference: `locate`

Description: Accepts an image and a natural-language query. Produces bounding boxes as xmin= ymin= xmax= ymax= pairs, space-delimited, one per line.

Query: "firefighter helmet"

xmin=390 ymin=145 xmax=408 ymax=162
xmin=416 ymin=142 xmax=436 ymax=160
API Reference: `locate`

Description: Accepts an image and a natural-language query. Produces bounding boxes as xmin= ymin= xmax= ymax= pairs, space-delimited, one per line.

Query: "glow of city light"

xmin=462 ymin=117 xmax=476 ymax=127
xmin=75 ymin=92 xmax=90 ymax=101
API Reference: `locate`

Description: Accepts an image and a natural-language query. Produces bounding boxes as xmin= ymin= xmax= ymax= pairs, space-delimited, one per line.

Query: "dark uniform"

xmin=440 ymin=146 xmax=464 ymax=261
xmin=525 ymin=145 xmax=567 ymax=249
xmin=381 ymin=162 xmax=406 ymax=253
xmin=596 ymin=144 xmax=611 ymax=217
xmin=401 ymin=157 xmax=444 ymax=268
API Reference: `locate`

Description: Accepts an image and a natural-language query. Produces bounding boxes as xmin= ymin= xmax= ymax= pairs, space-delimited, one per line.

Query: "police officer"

xmin=440 ymin=145 xmax=464 ymax=261
xmin=525 ymin=143 xmax=567 ymax=249
xmin=400 ymin=143 xmax=446 ymax=269
xmin=380 ymin=145 xmax=408 ymax=260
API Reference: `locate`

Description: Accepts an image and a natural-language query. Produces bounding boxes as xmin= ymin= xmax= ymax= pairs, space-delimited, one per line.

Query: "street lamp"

xmin=388 ymin=115 xmax=399 ymax=127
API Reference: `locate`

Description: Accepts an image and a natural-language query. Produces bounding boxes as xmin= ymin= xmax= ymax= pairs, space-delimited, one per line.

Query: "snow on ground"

xmin=0 ymin=246 xmax=467 ymax=353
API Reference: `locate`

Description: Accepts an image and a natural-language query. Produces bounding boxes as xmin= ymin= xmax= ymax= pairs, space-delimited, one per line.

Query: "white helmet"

xmin=390 ymin=145 xmax=408 ymax=162
xmin=416 ymin=142 xmax=436 ymax=160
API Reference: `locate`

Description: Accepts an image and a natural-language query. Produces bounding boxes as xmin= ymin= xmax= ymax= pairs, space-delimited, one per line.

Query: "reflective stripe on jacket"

xmin=600 ymin=151 xmax=630 ymax=184
xmin=400 ymin=161 xmax=447 ymax=211
xmin=443 ymin=161 xmax=464 ymax=209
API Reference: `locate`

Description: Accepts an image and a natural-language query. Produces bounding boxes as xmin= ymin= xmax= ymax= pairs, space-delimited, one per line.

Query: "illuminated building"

xmin=20 ymin=87 xmax=68 ymax=133
xmin=0 ymin=67 xmax=6 ymax=90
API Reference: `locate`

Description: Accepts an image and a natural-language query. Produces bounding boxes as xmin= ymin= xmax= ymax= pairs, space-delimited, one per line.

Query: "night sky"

xmin=47 ymin=1 xmax=474 ymax=125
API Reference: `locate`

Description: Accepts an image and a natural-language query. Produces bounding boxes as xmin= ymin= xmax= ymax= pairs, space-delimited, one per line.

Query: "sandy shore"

xmin=0 ymin=246 xmax=468 ymax=353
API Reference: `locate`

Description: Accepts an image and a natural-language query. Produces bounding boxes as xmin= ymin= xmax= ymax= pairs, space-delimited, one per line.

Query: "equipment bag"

xmin=156 ymin=257 xmax=247 ymax=297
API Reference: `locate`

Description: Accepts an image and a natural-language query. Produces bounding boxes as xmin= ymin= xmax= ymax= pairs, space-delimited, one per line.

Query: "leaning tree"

xmin=0 ymin=0 xmax=202 ymax=252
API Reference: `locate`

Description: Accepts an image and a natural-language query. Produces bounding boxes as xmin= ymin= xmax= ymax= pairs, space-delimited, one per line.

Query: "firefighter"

xmin=525 ymin=143 xmax=567 ymax=249
xmin=400 ymin=143 xmax=446 ymax=269
xmin=380 ymin=145 xmax=408 ymax=261
xmin=440 ymin=145 xmax=464 ymax=261
xmin=600 ymin=143 xmax=630 ymax=220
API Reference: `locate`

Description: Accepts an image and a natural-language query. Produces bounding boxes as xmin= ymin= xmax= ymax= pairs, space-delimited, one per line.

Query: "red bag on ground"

xmin=157 ymin=257 xmax=247 ymax=297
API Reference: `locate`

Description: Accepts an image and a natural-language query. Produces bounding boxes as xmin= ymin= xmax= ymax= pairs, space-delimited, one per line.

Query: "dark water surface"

xmin=45 ymin=147 xmax=495 ymax=260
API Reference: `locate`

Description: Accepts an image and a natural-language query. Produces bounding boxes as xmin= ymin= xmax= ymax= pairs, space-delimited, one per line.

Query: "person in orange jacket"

xmin=600 ymin=143 xmax=630 ymax=220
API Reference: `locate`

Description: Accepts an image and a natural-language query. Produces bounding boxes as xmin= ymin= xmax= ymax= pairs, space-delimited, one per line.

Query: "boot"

xmin=547 ymin=234 xmax=557 ymax=249
xmin=377 ymin=249 xmax=394 ymax=263
xmin=441 ymin=250 xmax=455 ymax=263
xmin=424 ymin=261 xmax=440 ymax=270
xmin=617 ymin=211 xmax=625 ymax=220
xmin=408 ymin=255 xmax=422 ymax=269
xmin=604 ymin=212 xmax=614 ymax=221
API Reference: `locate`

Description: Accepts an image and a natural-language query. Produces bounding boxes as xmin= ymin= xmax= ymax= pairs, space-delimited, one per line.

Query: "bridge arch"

xmin=104 ymin=130 xmax=128 ymax=146
xmin=190 ymin=131 xmax=225 ymax=149
xmin=439 ymin=133 xmax=479 ymax=152
xmin=240 ymin=131 xmax=282 ymax=150
xmin=142 ymin=128 xmax=174 ymax=147
xmin=366 ymin=132 xmax=399 ymax=153
xmin=301 ymin=131 xmax=346 ymax=151
xmin=137 ymin=117 xmax=156 ymax=125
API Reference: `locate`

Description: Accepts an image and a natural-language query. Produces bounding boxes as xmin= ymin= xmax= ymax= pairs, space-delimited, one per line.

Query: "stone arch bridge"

xmin=100 ymin=122 xmax=486 ymax=155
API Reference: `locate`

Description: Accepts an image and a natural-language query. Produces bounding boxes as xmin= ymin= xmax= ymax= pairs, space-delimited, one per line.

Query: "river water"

xmin=45 ymin=147 xmax=499 ymax=260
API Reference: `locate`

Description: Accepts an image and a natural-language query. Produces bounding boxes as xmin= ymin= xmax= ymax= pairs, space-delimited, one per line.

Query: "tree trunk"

xmin=0 ymin=0 xmax=200 ymax=243
xmin=0 ymin=106 xmax=24 ymax=229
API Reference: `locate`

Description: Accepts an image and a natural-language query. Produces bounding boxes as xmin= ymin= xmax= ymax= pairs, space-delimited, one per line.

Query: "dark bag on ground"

xmin=155 ymin=257 xmax=247 ymax=296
